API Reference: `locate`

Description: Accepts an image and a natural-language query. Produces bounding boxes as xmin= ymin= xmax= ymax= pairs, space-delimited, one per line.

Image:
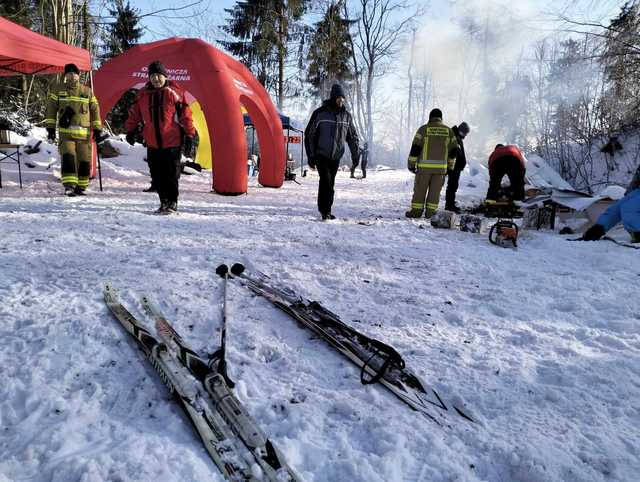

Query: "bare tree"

xmin=350 ymin=0 xmax=422 ymax=151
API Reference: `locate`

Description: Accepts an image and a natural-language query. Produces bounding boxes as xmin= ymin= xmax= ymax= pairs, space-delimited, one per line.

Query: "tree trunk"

xmin=277 ymin=3 xmax=285 ymax=110
xmin=407 ymin=29 xmax=416 ymax=147
xmin=344 ymin=1 xmax=366 ymax=136
xmin=366 ymin=67 xmax=374 ymax=147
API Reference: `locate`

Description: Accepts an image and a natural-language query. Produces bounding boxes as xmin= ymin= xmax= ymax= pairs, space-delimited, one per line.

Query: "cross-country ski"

xmin=3 ymin=3 xmax=640 ymax=480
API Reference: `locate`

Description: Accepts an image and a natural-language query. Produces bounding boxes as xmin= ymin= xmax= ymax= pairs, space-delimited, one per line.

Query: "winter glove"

xmin=125 ymin=132 xmax=136 ymax=146
xmin=93 ymin=129 xmax=108 ymax=144
xmin=582 ymin=224 xmax=605 ymax=241
xmin=183 ymin=136 xmax=193 ymax=157
xmin=409 ymin=166 xmax=416 ymax=174
xmin=58 ymin=106 xmax=75 ymax=129
xmin=46 ymin=128 xmax=56 ymax=142
xmin=308 ymin=159 xmax=316 ymax=169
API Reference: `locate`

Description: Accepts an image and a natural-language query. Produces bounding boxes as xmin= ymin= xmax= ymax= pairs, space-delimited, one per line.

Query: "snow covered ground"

xmin=0 ymin=143 xmax=639 ymax=482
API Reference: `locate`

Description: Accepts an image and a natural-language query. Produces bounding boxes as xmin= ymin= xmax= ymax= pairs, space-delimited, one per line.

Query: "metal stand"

xmin=0 ymin=144 xmax=23 ymax=189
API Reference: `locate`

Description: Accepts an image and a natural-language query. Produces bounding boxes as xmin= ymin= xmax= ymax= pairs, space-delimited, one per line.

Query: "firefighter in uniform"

xmin=44 ymin=63 xmax=102 ymax=196
xmin=406 ymin=108 xmax=459 ymax=218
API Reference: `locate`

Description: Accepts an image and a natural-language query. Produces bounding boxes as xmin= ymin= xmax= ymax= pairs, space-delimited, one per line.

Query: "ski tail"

xmin=103 ymin=284 xmax=259 ymax=481
xmin=139 ymin=292 xmax=303 ymax=481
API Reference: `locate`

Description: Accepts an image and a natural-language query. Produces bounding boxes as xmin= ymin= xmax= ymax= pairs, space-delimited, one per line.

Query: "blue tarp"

xmin=243 ymin=112 xmax=303 ymax=131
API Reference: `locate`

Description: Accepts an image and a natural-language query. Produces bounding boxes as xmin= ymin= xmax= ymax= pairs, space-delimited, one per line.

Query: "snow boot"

xmin=64 ymin=186 xmax=76 ymax=197
xmin=445 ymin=204 xmax=461 ymax=214
xmin=321 ymin=212 xmax=336 ymax=220
xmin=74 ymin=186 xmax=86 ymax=196
xmin=631 ymin=232 xmax=640 ymax=243
xmin=167 ymin=201 xmax=178 ymax=214
xmin=405 ymin=209 xmax=422 ymax=218
xmin=154 ymin=202 xmax=168 ymax=214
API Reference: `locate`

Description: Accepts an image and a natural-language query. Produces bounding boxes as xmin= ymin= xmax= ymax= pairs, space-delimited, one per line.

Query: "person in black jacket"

xmin=445 ymin=122 xmax=470 ymax=213
xmin=305 ymin=83 xmax=360 ymax=220
xmin=351 ymin=142 xmax=369 ymax=178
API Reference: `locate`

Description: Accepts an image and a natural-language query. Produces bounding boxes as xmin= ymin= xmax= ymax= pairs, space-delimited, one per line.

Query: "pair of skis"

xmin=103 ymin=278 xmax=301 ymax=482
xmin=220 ymin=264 xmax=474 ymax=426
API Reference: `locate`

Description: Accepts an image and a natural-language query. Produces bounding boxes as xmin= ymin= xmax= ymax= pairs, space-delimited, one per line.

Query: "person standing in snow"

xmin=445 ymin=122 xmax=470 ymax=213
xmin=304 ymin=83 xmax=360 ymax=220
xmin=485 ymin=144 xmax=526 ymax=204
xmin=44 ymin=63 xmax=103 ymax=196
xmin=125 ymin=61 xmax=196 ymax=214
xmin=351 ymin=142 xmax=369 ymax=179
xmin=406 ymin=108 xmax=459 ymax=218
xmin=581 ymin=163 xmax=640 ymax=243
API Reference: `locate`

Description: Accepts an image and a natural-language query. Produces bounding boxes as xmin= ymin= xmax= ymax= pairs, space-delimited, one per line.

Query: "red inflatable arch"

xmin=93 ymin=37 xmax=285 ymax=194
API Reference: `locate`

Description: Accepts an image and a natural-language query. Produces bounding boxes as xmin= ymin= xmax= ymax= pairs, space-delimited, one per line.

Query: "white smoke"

xmin=377 ymin=0 xmax=620 ymax=162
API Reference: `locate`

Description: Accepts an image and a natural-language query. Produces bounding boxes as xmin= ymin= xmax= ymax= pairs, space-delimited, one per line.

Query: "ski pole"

xmin=214 ymin=264 xmax=234 ymax=387
xmin=96 ymin=145 xmax=103 ymax=192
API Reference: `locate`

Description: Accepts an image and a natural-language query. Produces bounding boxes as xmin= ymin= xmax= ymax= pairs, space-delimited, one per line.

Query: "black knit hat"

xmin=148 ymin=60 xmax=168 ymax=77
xmin=429 ymin=108 xmax=443 ymax=120
xmin=330 ymin=83 xmax=345 ymax=99
xmin=458 ymin=122 xmax=470 ymax=136
xmin=64 ymin=63 xmax=80 ymax=75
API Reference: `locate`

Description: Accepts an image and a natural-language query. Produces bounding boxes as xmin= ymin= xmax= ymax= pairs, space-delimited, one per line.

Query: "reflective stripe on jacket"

xmin=407 ymin=118 xmax=458 ymax=174
xmin=304 ymin=100 xmax=359 ymax=163
xmin=45 ymin=81 xmax=102 ymax=141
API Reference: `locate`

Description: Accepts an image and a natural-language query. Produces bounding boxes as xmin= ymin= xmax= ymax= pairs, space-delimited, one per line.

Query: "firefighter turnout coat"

xmin=407 ymin=117 xmax=458 ymax=215
xmin=45 ymin=80 xmax=102 ymax=189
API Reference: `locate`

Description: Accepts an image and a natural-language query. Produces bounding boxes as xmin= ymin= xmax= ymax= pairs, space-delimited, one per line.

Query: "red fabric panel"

xmin=0 ymin=16 xmax=90 ymax=76
xmin=94 ymin=37 xmax=285 ymax=194
xmin=489 ymin=145 xmax=525 ymax=170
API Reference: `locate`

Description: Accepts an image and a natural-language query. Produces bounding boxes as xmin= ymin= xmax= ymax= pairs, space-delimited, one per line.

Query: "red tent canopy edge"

xmin=0 ymin=16 xmax=91 ymax=76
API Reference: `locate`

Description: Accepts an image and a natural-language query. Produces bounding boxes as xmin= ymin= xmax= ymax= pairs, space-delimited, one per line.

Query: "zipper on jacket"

xmin=151 ymin=90 xmax=163 ymax=149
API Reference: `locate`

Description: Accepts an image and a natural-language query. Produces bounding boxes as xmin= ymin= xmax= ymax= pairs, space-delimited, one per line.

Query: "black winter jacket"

xmin=449 ymin=125 xmax=467 ymax=173
xmin=304 ymin=100 xmax=360 ymax=164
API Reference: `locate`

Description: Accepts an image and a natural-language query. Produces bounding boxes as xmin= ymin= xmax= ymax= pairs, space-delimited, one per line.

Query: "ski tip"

xmin=230 ymin=263 xmax=245 ymax=276
xmin=215 ymin=264 xmax=229 ymax=277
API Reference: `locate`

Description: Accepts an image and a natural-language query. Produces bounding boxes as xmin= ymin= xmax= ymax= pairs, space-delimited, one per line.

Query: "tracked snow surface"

xmin=0 ymin=139 xmax=639 ymax=482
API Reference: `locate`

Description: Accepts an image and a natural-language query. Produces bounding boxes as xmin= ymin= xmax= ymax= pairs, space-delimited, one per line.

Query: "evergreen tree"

xmin=306 ymin=1 xmax=354 ymax=100
xmin=0 ymin=0 xmax=34 ymax=28
xmin=100 ymin=0 xmax=143 ymax=133
xmin=601 ymin=1 xmax=640 ymax=130
xmin=101 ymin=0 xmax=144 ymax=62
xmin=221 ymin=0 xmax=308 ymax=109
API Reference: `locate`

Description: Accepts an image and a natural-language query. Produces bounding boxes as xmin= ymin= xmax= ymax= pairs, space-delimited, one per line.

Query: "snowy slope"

xmin=0 ymin=149 xmax=639 ymax=482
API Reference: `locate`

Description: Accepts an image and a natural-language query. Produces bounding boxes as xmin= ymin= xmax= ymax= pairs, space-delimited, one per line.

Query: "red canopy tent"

xmin=0 ymin=16 xmax=91 ymax=76
xmin=0 ymin=16 xmax=99 ymax=180
xmin=94 ymin=38 xmax=286 ymax=194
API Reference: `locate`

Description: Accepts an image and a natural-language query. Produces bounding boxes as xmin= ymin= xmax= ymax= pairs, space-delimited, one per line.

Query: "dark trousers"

xmin=487 ymin=156 xmax=525 ymax=201
xmin=350 ymin=159 xmax=359 ymax=177
xmin=445 ymin=168 xmax=462 ymax=207
xmin=148 ymin=146 xmax=182 ymax=204
xmin=361 ymin=158 xmax=367 ymax=178
xmin=317 ymin=156 xmax=339 ymax=215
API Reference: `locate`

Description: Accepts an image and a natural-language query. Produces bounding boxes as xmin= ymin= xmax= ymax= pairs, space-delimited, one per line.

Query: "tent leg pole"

xmin=24 ymin=75 xmax=35 ymax=111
